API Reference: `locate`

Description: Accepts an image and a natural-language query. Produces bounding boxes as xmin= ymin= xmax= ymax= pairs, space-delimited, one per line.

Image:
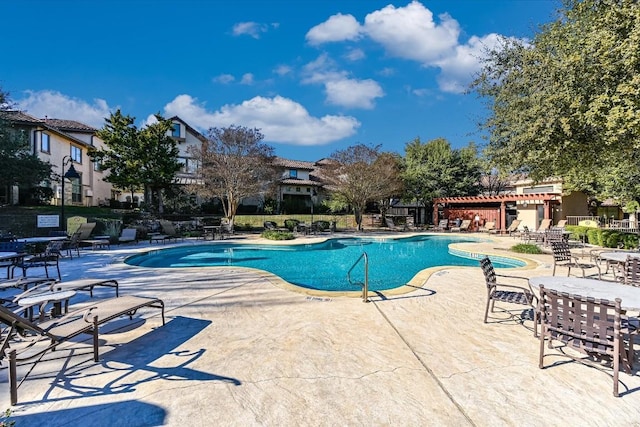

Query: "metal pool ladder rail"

xmin=347 ymin=252 xmax=370 ymax=303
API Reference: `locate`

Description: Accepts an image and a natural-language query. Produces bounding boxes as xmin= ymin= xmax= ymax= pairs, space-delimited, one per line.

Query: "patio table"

xmin=529 ymin=276 xmax=640 ymax=311
xmin=17 ymin=289 xmax=76 ymax=321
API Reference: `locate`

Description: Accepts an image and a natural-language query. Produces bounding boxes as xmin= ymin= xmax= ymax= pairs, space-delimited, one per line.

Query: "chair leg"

xmin=484 ymin=298 xmax=492 ymax=323
xmin=9 ymin=349 xmax=18 ymax=405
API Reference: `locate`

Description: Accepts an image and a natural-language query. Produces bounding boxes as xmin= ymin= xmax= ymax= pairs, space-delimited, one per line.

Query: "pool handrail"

xmin=347 ymin=252 xmax=370 ymax=303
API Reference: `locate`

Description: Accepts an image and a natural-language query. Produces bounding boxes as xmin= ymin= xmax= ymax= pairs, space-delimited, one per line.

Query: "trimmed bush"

xmin=511 ymin=244 xmax=543 ymax=254
xmin=261 ymin=230 xmax=295 ymax=240
xmin=284 ymin=219 xmax=300 ymax=231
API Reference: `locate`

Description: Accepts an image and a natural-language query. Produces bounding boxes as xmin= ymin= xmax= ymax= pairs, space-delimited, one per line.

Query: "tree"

xmin=472 ymin=0 xmax=640 ymax=203
xmin=0 ymin=88 xmax=52 ymax=204
xmin=91 ymin=111 xmax=181 ymax=213
xmin=402 ymin=138 xmax=482 ymax=215
xmin=187 ymin=125 xmax=276 ymax=229
xmin=91 ymin=110 xmax=142 ymax=204
xmin=323 ymin=144 xmax=403 ymax=231
xmin=137 ymin=116 xmax=182 ymax=213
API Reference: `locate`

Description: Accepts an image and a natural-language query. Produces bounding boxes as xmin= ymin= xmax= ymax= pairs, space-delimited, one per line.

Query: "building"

xmin=434 ymin=177 xmax=588 ymax=232
xmin=0 ymin=111 xmax=111 ymax=207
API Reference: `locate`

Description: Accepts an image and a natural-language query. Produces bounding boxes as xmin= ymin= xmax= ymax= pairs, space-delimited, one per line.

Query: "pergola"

xmin=433 ymin=193 xmax=562 ymax=231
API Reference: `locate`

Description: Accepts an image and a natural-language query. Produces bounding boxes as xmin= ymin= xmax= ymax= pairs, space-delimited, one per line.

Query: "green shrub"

xmin=621 ymin=233 xmax=640 ymax=249
xmin=511 ymin=244 xmax=543 ymax=254
xmin=565 ymin=225 xmax=588 ymax=242
xmin=284 ymin=219 xmax=300 ymax=231
xmin=605 ymin=231 xmax=622 ymax=248
xmin=586 ymin=228 xmax=601 ymax=245
xmin=261 ymin=230 xmax=295 ymax=240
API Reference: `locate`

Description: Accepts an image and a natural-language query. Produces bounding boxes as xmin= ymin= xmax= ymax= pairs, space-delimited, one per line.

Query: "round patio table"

xmin=529 ymin=276 xmax=640 ymax=311
xmin=18 ymin=290 xmax=76 ymax=321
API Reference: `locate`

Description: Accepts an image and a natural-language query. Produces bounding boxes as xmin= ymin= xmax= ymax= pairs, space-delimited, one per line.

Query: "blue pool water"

xmin=125 ymin=235 xmax=524 ymax=292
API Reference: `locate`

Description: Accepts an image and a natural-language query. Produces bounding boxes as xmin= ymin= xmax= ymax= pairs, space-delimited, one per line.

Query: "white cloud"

xmin=16 ymin=90 xmax=114 ymax=128
xmin=273 ymin=65 xmax=292 ymax=76
xmin=325 ymin=79 xmax=384 ymax=109
xmin=306 ymin=13 xmax=362 ymax=45
xmin=363 ymin=1 xmax=460 ymax=63
xmin=305 ymin=1 xmax=522 ymax=94
xmin=378 ymin=67 xmax=395 ymax=77
xmin=240 ymin=73 xmax=254 ymax=85
xmin=434 ymin=33 xmax=505 ymax=93
xmin=344 ymin=48 xmax=365 ymax=61
xmin=301 ymin=54 xmax=384 ymax=109
xmin=213 ymin=74 xmax=235 ymax=84
xmin=232 ymin=21 xmax=276 ymax=39
xmin=162 ymin=94 xmax=360 ymax=146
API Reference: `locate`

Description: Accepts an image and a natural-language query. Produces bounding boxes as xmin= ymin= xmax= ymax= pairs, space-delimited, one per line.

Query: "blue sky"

xmin=2 ymin=0 xmax=559 ymax=161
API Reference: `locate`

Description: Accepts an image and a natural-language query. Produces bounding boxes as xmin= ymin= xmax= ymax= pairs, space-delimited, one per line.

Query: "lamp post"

xmin=60 ymin=155 xmax=81 ymax=233
xmin=310 ymin=189 xmax=318 ymax=232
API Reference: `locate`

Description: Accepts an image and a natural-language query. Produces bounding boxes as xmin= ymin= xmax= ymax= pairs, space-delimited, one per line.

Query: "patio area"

xmin=2 ymin=232 xmax=640 ymax=426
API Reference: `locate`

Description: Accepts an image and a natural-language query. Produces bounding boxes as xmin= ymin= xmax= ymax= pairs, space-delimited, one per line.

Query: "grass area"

xmin=510 ymin=243 xmax=543 ymax=254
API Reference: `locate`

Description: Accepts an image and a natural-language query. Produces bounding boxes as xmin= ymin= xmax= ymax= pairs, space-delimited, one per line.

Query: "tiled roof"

xmin=45 ymin=119 xmax=96 ymax=132
xmin=273 ymin=157 xmax=315 ymax=170
xmin=0 ymin=110 xmax=42 ymax=124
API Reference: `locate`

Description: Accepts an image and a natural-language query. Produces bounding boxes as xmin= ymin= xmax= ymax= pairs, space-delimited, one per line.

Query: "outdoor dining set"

xmin=482 ymin=247 xmax=640 ymax=397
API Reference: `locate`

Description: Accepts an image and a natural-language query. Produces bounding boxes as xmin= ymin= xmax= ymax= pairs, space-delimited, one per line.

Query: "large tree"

xmin=187 ymin=125 xmax=276 ymax=229
xmin=91 ymin=110 xmax=181 ymax=213
xmin=402 ymin=137 xmax=482 ymax=212
xmin=323 ymin=144 xmax=403 ymax=231
xmin=0 ymin=88 xmax=52 ymax=204
xmin=472 ymin=0 xmax=640 ymax=203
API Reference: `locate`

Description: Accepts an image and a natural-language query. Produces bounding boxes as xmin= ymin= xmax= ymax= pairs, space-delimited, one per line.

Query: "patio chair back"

xmin=119 ymin=228 xmax=138 ymax=243
xmin=538 ymin=285 xmax=626 ymax=397
xmin=160 ymin=220 xmax=180 ymax=237
xmin=536 ymin=219 xmax=552 ymax=232
xmin=620 ymin=256 xmax=640 ymax=287
xmin=76 ymin=222 xmax=96 ymax=240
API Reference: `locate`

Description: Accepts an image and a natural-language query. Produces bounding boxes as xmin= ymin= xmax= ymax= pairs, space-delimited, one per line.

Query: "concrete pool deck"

xmin=2 ymin=232 xmax=640 ymax=426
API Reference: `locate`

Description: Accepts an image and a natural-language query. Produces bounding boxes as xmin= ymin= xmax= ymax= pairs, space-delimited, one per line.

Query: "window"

xmin=296 ymin=187 xmax=301 ymax=192
xmin=41 ymin=133 xmax=50 ymax=153
xmin=178 ymin=157 xmax=199 ymax=174
xmin=289 ymin=169 xmax=298 ymax=178
xmin=93 ymin=159 xmax=102 ymax=171
xmin=71 ymin=146 xmax=82 ymax=163
xmin=172 ymin=123 xmax=181 ymax=137
xmin=71 ymin=177 xmax=82 ymax=203
xmin=306 ymin=188 xmax=311 ymax=193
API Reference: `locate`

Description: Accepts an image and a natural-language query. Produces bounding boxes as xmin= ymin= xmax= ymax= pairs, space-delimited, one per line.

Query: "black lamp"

xmin=60 ymin=155 xmax=81 ymax=232
xmin=310 ymin=189 xmax=318 ymax=227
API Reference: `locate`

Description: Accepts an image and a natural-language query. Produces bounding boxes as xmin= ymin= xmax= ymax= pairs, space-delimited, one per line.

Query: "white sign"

xmin=37 ymin=215 xmax=60 ymax=228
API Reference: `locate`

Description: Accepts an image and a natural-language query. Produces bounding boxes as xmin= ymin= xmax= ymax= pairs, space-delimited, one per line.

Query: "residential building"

xmin=0 ymin=111 xmax=111 ymax=207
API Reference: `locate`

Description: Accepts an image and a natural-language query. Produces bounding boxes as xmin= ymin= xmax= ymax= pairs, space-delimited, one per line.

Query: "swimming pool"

xmin=126 ymin=235 xmax=524 ymax=292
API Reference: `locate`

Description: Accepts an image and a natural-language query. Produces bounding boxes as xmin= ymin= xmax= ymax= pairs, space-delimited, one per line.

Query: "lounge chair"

xmin=50 ymin=277 xmax=120 ymax=297
xmin=118 ymin=228 xmax=138 ymax=245
xmin=479 ymin=221 xmax=496 ymax=233
xmin=450 ymin=219 xmax=471 ymax=232
xmin=385 ymin=217 xmax=406 ymax=231
xmin=0 ymin=295 xmax=165 ymax=404
xmin=159 ymin=220 xmax=184 ymax=242
xmin=434 ymin=219 xmax=449 ymax=232
xmin=505 ymin=219 xmax=522 ymax=237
